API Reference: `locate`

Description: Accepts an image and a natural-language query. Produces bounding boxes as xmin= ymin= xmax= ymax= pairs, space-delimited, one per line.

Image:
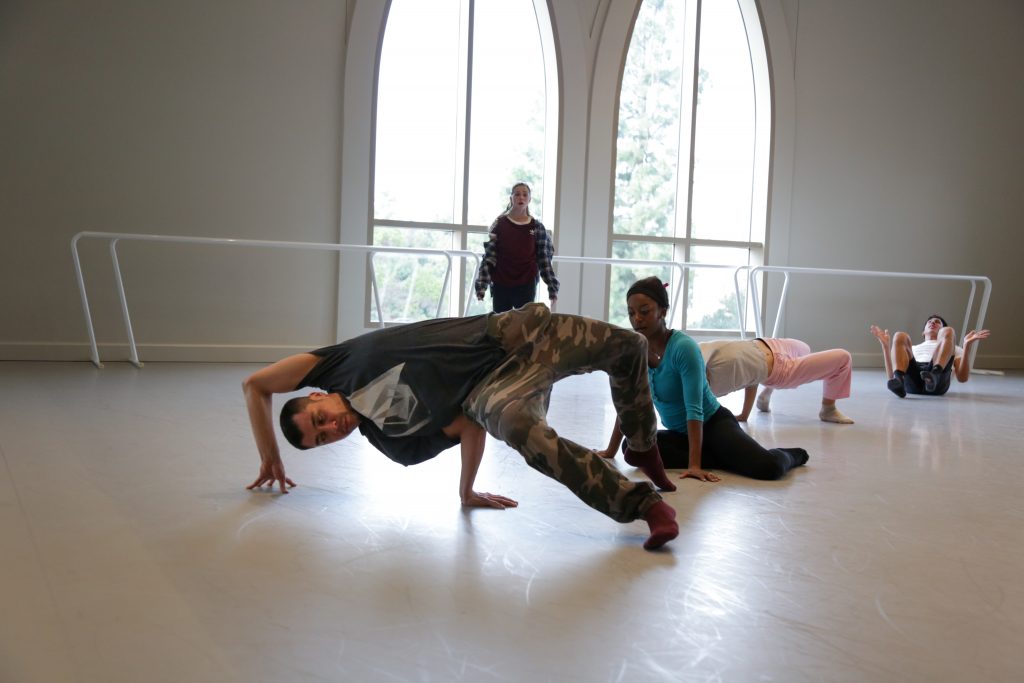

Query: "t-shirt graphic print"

xmin=347 ymin=363 xmax=430 ymax=437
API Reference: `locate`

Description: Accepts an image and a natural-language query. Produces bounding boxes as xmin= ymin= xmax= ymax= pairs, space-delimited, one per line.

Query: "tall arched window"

xmin=610 ymin=0 xmax=769 ymax=332
xmin=371 ymin=0 xmax=558 ymax=324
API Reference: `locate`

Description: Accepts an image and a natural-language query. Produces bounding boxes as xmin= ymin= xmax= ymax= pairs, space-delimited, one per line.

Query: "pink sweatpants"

xmin=762 ymin=338 xmax=852 ymax=401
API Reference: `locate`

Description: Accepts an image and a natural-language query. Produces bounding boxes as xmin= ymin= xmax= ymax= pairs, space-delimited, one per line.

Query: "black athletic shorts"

xmin=903 ymin=356 xmax=954 ymax=396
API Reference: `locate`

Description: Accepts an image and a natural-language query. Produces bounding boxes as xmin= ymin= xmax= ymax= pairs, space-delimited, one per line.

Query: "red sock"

xmin=624 ymin=443 xmax=676 ymax=492
xmin=642 ymin=501 xmax=678 ymax=550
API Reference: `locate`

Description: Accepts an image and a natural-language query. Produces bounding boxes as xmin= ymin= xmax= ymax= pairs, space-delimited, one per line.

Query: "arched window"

xmin=610 ymin=0 xmax=769 ymax=332
xmin=372 ymin=0 xmax=558 ymax=324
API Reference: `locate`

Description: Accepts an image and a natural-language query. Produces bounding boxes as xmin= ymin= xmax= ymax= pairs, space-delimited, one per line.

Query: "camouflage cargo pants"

xmin=463 ymin=303 xmax=662 ymax=522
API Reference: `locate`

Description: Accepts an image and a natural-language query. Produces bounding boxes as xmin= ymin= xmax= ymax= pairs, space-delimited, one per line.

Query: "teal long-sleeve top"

xmin=649 ymin=330 xmax=721 ymax=432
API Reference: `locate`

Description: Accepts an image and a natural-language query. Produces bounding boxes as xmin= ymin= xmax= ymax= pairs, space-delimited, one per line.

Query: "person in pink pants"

xmin=700 ymin=338 xmax=854 ymax=424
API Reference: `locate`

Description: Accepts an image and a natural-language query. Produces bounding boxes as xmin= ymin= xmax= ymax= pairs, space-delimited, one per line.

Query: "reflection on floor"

xmin=1 ymin=361 xmax=1022 ymax=682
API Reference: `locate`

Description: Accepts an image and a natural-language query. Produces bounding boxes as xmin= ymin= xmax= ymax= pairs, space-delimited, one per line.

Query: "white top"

xmin=912 ymin=339 xmax=963 ymax=364
xmin=699 ymin=340 xmax=769 ymax=397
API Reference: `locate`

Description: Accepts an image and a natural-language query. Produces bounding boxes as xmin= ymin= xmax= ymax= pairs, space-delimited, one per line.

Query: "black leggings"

xmin=656 ymin=406 xmax=808 ymax=480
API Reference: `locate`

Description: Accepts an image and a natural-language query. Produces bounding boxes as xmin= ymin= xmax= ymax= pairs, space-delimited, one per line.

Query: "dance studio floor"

xmin=1 ymin=360 xmax=1022 ymax=682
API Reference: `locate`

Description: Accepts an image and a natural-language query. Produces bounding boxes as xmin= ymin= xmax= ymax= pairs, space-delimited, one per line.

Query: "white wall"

xmin=1 ymin=0 xmax=1020 ymax=367
xmin=0 ymin=0 xmax=350 ymax=361
xmin=766 ymin=0 xmax=1022 ymax=368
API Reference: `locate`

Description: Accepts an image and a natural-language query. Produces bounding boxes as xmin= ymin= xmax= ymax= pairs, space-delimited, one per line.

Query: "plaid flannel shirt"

xmin=474 ymin=216 xmax=560 ymax=300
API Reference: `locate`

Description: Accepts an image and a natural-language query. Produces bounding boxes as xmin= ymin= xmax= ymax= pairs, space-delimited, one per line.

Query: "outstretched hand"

xmin=869 ymin=324 xmax=890 ymax=347
xmin=462 ymin=491 xmax=519 ymax=509
xmin=964 ymin=329 xmax=991 ymax=344
xmin=247 ymin=458 xmax=296 ymax=494
xmin=680 ymin=468 xmax=721 ymax=483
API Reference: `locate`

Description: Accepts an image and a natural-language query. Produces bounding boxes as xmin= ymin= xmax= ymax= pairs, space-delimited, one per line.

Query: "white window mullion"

xmin=533 ymin=0 xmax=559 ymax=231
xmin=450 ymin=0 xmax=474 ymax=316
xmin=675 ymin=0 xmax=700 ymax=243
xmin=678 ymin=0 xmax=702 ymax=331
xmin=453 ymin=0 xmax=472 ymax=228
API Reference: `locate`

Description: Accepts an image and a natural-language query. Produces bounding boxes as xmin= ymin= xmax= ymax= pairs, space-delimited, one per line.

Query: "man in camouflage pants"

xmin=245 ymin=303 xmax=679 ymax=550
xmin=466 ymin=303 xmax=676 ymax=522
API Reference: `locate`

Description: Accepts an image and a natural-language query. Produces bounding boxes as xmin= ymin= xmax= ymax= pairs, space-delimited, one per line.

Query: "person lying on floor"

xmin=869 ymin=314 xmax=989 ymax=398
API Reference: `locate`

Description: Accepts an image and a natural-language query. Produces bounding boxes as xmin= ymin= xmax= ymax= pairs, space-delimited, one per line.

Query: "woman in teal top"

xmin=599 ymin=276 xmax=808 ymax=482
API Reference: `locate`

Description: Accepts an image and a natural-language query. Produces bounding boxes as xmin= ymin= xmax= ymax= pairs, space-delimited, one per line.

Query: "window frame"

xmin=367 ymin=0 xmax=559 ymax=326
xmin=610 ymin=0 xmax=771 ymax=335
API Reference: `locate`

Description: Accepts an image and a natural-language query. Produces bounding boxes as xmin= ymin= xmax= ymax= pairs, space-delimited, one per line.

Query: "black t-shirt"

xmin=297 ymin=314 xmax=506 ymax=466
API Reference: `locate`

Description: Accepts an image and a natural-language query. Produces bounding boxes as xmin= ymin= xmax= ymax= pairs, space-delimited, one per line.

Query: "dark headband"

xmin=626 ymin=276 xmax=670 ymax=309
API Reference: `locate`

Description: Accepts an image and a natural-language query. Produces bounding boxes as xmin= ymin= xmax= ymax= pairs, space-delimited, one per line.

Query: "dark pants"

xmin=903 ymin=357 xmax=954 ymax=396
xmin=656 ymin=406 xmax=808 ymax=480
xmin=491 ymin=282 xmax=538 ymax=313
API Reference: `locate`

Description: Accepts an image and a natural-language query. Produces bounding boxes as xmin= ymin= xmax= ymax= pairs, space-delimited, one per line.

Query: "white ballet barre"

xmin=368 ymin=248 xmax=480 ymax=327
xmin=549 ymin=255 xmax=746 ymax=329
xmin=740 ymin=264 xmax=992 ymax=365
xmin=464 ymin=255 xmax=699 ymax=317
xmin=71 ymin=231 xmax=480 ymax=368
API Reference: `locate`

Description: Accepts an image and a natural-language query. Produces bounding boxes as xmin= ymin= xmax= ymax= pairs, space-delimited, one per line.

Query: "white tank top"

xmin=912 ymin=339 xmax=962 ymax=364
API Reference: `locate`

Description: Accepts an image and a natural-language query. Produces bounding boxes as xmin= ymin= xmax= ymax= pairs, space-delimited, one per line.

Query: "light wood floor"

xmin=1 ymin=361 xmax=1022 ymax=682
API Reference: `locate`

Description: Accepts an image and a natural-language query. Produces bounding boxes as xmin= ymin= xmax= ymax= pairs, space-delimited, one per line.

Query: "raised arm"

xmin=242 ymin=353 xmax=321 ymax=493
xmin=444 ymin=414 xmax=518 ymax=509
xmin=869 ymin=325 xmax=895 ymax=379
xmin=954 ymin=329 xmax=991 ymax=382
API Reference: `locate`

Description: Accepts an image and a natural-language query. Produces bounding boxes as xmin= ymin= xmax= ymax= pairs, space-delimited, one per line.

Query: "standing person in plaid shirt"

xmin=474 ymin=182 xmax=559 ymax=312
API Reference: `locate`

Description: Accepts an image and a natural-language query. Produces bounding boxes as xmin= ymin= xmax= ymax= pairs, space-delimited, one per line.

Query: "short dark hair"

xmin=279 ymin=396 xmax=311 ymax=450
xmin=626 ymin=276 xmax=670 ymax=309
xmin=925 ymin=314 xmax=948 ymax=328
